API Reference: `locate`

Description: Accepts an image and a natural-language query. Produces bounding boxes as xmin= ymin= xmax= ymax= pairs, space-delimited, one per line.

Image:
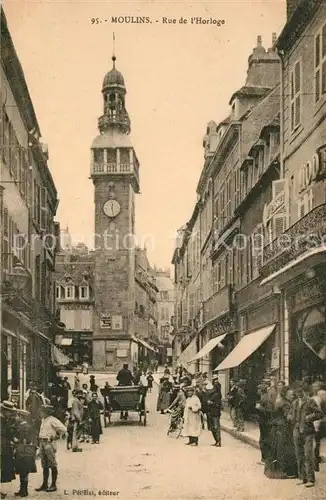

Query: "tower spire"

xmin=112 ymin=32 xmax=116 ymax=68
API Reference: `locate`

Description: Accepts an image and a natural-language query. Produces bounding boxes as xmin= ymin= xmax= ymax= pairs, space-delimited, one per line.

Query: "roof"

xmin=229 ymin=86 xmax=272 ymax=105
xmin=91 ymin=129 xmax=133 ymax=149
xmin=103 ymin=67 xmax=125 ymax=89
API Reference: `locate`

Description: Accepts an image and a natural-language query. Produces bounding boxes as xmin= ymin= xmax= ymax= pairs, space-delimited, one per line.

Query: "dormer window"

xmin=79 ymin=285 xmax=89 ymax=300
xmin=65 ymin=285 xmax=75 ymax=300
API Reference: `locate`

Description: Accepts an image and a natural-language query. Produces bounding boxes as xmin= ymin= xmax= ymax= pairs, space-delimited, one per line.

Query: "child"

xmin=64 ymin=411 xmax=73 ymax=450
xmin=147 ymin=372 xmax=154 ymax=393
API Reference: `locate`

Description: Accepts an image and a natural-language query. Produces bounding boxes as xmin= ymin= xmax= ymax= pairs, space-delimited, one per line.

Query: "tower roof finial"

xmin=112 ymin=32 xmax=116 ymax=68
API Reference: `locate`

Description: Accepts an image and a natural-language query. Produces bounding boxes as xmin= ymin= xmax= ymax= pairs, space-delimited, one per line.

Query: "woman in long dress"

xmin=182 ymin=386 xmax=202 ymax=446
xmin=264 ymin=383 xmax=297 ymax=479
xmin=156 ymin=376 xmax=172 ymax=414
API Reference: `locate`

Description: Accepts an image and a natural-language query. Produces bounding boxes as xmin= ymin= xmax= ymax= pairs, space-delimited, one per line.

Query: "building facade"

xmin=54 ymin=240 xmax=94 ymax=368
xmin=0 ymin=7 xmax=61 ymax=406
xmin=154 ymin=267 xmax=175 ymax=364
xmin=260 ymin=0 xmax=326 ymax=384
xmin=173 ymin=3 xmax=326 ymax=397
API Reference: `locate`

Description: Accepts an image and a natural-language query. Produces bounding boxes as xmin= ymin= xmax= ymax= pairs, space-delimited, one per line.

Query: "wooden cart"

xmin=101 ymin=385 xmax=147 ymax=427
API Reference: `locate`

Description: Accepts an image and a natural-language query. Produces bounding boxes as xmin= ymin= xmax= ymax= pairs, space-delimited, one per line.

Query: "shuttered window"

xmin=40 ymin=187 xmax=47 ymax=231
xmin=290 ymin=60 xmax=301 ymax=131
xmin=315 ymin=23 xmax=326 ymax=103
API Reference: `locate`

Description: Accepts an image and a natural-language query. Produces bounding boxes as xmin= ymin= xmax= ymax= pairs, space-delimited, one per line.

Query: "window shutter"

xmin=40 ymin=186 xmax=47 ymax=231
xmin=272 ymin=179 xmax=285 ymax=198
xmin=273 ymin=213 xmax=286 ymax=239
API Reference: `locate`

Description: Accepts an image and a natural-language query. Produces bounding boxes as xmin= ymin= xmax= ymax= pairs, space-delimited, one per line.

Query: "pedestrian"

xmin=70 ymin=391 xmax=83 ymax=452
xmin=255 ymin=383 xmax=272 ymax=465
xmin=24 ymin=382 xmax=34 ymax=407
xmin=206 ymin=374 xmax=222 ymax=446
xmin=226 ymin=378 xmax=238 ymax=428
xmin=89 ymin=375 xmax=97 ymax=392
xmin=82 ymin=359 xmax=89 ymax=375
xmin=234 ymin=379 xmax=246 ymax=432
xmin=0 ymin=401 xmax=17 ymax=499
xmin=289 ymin=381 xmax=323 ymax=488
xmin=62 ymin=377 xmax=71 ymax=409
xmin=310 ymin=382 xmax=323 ymax=472
xmin=74 ymin=372 xmax=81 ymax=392
xmin=146 ymin=372 xmax=154 ymax=393
xmin=88 ymin=393 xmax=103 ymax=444
xmin=264 ymin=382 xmax=297 ymax=479
xmin=35 ymin=404 xmax=67 ymax=493
xmin=157 ymin=375 xmax=172 ymax=414
xmin=14 ymin=410 xmax=37 ymax=498
xmin=51 ymin=390 xmax=66 ymax=423
xmin=267 ymin=376 xmax=277 ymax=407
xmin=166 ymin=383 xmax=186 ymax=433
xmin=26 ymin=384 xmax=43 ymax=446
xmin=182 ymin=386 xmax=202 ymax=446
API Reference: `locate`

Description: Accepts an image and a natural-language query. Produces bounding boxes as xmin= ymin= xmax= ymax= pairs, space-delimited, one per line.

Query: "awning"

xmin=178 ymin=336 xmax=197 ymax=369
xmin=137 ymin=338 xmax=156 ymax=353
xmin=61 ymin=338 xmax=73 ymax=346
xmin=51 ymin=344 xmax=72 ymax=366
xmin=215 ymin=324 xmax=276 ymax=371
xmin=190 ymin=334 xmax=227 ymax=362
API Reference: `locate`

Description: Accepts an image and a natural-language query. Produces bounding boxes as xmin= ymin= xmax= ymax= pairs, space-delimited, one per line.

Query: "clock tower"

xmin=90 ymin=54 xmax=140 ymax=371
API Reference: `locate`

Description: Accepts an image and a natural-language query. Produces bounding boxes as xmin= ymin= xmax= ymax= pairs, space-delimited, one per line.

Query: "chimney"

xmin=272 ymin=32 xmax=277 ymax=45
xmin=257 ymin=35 xmax=262 ymax=47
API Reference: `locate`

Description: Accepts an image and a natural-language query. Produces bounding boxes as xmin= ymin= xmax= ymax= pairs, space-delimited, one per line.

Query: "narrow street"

xmin=4 ymin=380 xmax=326 ymax=500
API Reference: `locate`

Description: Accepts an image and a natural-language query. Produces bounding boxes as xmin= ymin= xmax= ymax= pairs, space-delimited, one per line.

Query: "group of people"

xmin=157 ymin=366 xmax=224 ymax=447
xmin=254 ymin=378 xmax=326 ymax=488
xmin=0 ymin=399 xmax=67 ymax=498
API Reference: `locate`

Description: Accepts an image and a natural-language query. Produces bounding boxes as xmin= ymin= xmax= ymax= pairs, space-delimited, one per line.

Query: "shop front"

xmin=58 ymin=332 xmax=93 ymax=368
xmin=286 ymin=268 xmax=326 ymax=384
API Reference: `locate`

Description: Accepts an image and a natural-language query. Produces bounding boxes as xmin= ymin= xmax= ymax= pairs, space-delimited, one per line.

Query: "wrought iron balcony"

xmin=260 ymin=204 xmax=326 ymax=278
xmin=203 ymin=284 xmax=234 ymax=324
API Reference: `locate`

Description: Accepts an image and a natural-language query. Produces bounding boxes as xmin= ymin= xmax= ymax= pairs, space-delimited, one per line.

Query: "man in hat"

xmin=71 ymin=390 xmax=83 ymax=452
xmin=26 ymin=384 xmax=43 ymax=445
xmin=207 ymin=374 xmax=222 ymax=446
xmin=35 ymin=404 xmax=67 ymax=493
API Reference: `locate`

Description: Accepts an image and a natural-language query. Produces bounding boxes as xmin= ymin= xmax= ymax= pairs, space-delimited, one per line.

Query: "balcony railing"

xmin=203 ymin=284 xmax=234 ymax=324
xmin=260 ymin=204 xmax=326 ymax=277
xmin=91 ymin=162 xmax=133 ymax=175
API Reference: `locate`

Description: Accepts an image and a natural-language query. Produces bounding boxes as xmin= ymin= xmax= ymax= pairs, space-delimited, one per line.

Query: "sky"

xmin=4 ymin=0 xmax=286 ymax=270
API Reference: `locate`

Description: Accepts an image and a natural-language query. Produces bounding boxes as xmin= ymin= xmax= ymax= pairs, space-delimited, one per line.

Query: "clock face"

xmin=103 ymin=199 xmax=121 ymax=218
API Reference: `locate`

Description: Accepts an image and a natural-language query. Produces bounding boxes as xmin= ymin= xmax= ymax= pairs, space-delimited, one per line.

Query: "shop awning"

xmin=137 ymin=338 xmax=156 ymax=352
xmin=215 ymin=324 xmax=276 ymax=371
xmin=51 ymin=344 xmax=72 ymax=366
xmin=178 ymin=336 xmax=198 ymax=368
xmin=61 ymin=338 xmax=73 ymax=346
xmin=190 ymin=334 xmax=227 ymax=362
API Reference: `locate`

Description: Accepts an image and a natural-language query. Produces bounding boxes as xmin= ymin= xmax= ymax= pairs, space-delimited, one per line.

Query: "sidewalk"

xmin=153 ymin=372 xmax=326 ymax=462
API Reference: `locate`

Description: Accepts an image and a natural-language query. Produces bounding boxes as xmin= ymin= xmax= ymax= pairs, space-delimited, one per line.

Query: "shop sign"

xmin=117 ymin=349 xmax=128 ymax=358
xmin=100 ymin=313 xmax=111 ymax=329
xmin=299 ymin=146 xmax=326 ymax=193
xmin=112 ymin=315 xmax=123 ymax=330
xmin=64 ymin=304 xmax=90 ymax=310
xmin=271 ymin=347 xmax=280 ymax=370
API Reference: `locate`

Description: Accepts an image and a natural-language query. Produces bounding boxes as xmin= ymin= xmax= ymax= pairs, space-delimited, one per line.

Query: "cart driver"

xmin=116 ymin=363 xmax=133 ymax=420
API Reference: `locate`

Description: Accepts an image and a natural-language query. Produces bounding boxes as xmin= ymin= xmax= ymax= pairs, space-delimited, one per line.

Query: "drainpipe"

xmin=277 ymin=48 xmax=285 ymax=179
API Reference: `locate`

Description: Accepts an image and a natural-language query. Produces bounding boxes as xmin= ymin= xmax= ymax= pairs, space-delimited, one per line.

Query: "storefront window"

xmin=290 ymin=305 xmax=326 ymax=382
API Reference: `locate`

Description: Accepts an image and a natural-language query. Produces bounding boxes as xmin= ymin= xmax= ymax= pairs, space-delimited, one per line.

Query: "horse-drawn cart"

xmin=100 ymin=385 xmax=147 ymax=427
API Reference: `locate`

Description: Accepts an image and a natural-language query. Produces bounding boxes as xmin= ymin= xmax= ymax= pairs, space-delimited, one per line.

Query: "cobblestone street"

xmin=2 ymin=381 xmax=326 ymax=500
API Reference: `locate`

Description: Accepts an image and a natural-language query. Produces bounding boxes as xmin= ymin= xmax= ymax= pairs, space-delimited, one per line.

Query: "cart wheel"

xmin=108 ymin=412 xmax=111 ymax=425
xmin=143 ymin=411 xmax=147 ymax=426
